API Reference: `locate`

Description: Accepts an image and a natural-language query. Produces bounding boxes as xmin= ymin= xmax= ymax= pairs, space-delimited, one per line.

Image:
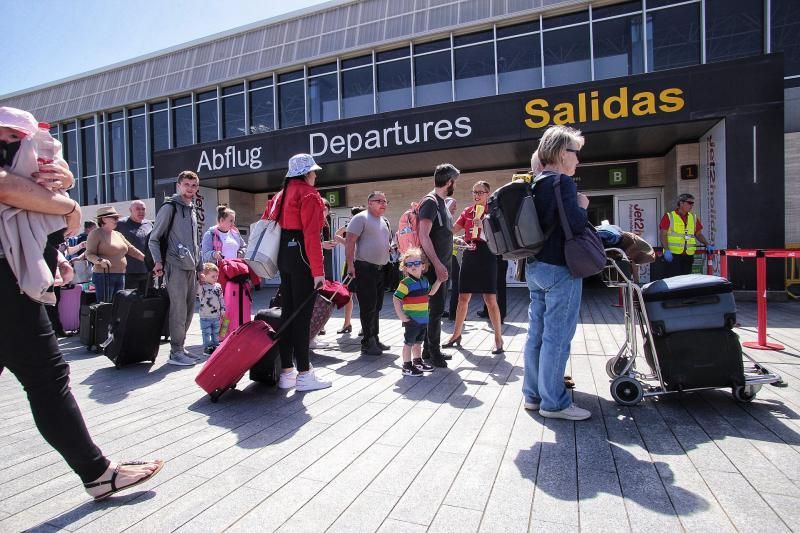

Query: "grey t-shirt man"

xmin=346 ymin=211 xmax=391 ymax=266
xmin=417 ymin=192 xmax=453 ymax=267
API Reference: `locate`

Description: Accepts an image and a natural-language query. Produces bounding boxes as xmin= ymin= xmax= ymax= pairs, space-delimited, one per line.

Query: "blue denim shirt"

xmin=532 ymin=173 xmax=589 ymax=266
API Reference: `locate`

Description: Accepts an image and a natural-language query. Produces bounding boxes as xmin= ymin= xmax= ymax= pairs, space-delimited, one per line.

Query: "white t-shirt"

xmin=218 ymin=230 xmax=240 ymax=259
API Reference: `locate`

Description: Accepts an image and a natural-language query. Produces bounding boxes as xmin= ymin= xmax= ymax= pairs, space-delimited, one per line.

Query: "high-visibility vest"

xmin=666 ymin=211 xmax=697 ymax=255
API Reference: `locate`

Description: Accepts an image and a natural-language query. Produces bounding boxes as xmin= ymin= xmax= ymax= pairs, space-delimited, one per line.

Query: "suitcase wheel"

xmin=732 ymin=384 xmax=760 ymax=403
xmin=209 ymin=389 xmax=224 ymax=403
xmin=611 ymin=376 xmax=644 ymax=406
xmin=606 ymin=357 xmax=631 ymax=379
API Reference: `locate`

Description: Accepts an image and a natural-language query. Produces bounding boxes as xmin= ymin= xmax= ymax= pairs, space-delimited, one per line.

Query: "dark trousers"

xmin=355 ymin=260 xmax=385 ymax=343
xmin=46 ymin=285 xmax=64 ymax=334
xmin=278 ymin=234 xmax=315 ymax=372
xmin=666 ymin=253 xmax=695 ymax=277
xmin=0 ymin=260 xmax=108 ymax=483
xmin=448 ymin=255 xmax=460 ymax=318
xmin=423 ymin=265 xmax=448 ymax=360
xmin=125 ymin=272 xmax=149 ymax=293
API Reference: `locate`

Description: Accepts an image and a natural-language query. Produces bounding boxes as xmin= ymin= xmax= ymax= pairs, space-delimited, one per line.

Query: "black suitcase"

xmin=79 ymin=302 xmax=112 ymax=352
xmin=103 ymin=281 xmax=169 ymax=367
xmin=643 ymin=274 xmax=736 ymax=336
xmin=249 ymin=307 xmax=282 ymax=385
xmin=644 ymin=328 xmax=745 ymax=391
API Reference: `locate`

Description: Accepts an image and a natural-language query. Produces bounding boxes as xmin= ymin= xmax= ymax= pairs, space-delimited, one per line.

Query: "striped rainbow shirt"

xmin=394 ymin=275 xmax=430 ymax=325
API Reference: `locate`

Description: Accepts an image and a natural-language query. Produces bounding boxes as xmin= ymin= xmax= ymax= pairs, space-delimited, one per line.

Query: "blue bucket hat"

xmin=286 ymin=153 xmax=322 ymax=177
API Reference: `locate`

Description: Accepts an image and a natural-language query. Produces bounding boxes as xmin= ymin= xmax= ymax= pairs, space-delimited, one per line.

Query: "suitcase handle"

xmin=270 ymin=287 xmax=319 ymax=339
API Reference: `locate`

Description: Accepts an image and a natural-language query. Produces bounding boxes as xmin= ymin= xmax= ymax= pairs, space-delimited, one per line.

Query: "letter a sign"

xmin=609 ymin=168 xmax=627 ymax=186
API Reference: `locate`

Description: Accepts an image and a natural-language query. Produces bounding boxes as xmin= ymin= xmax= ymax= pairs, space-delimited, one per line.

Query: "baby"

xmin=0 ymin=106 xmax=73 ymax=296
xmin=392 ymin=247 xmax=441 ymax=376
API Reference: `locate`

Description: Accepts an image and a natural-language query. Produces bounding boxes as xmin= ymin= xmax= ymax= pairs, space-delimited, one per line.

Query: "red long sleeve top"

xmin=263 ymin=180 xmax=325 ymax=277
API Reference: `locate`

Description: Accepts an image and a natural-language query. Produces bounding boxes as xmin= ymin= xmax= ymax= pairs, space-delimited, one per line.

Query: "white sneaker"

xmin=278 ymin=370 xmax=298 ymax=389
xmin=168 ymin=352 xmax=196 ymax=366
xmin=524 ymin=401 xmax=540 ymax=411
xmin=539 ymin=403 xmax=591 ymax=421
xmin=295 ymin=370 xmax=332 ymax=391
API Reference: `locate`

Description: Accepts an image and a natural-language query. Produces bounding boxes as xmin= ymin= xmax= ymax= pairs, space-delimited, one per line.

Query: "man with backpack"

xmin=148 ymin=170 xmax=201 ymax=367
xmin=418 ymin=163 xmax=459 ymax=368
xmin=345 ymin=191 xmax=392 ymax=356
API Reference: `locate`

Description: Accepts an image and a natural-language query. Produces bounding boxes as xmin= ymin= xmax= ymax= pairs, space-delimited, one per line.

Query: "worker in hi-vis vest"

xmin=659 ymin=193 xmax=713 ymax=277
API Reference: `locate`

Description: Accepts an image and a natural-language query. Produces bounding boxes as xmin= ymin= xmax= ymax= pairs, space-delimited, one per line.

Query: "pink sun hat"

xmin=0 ymin=106 xmax=39 ymax=138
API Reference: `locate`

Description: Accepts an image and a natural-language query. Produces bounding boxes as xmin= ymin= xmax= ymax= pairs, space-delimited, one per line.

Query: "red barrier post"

xmin=720 ymin=250 xmax=728 ymax=279
xmin=706 ymin=249 xmax=714 ymax=275
xmin=742 ymin=250 xmax=784 ymax=351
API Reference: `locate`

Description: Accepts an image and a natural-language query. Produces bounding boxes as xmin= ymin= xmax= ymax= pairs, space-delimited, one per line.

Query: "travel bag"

xmin=195 ymin=288 xmax=318 ymax=401
xmin=79 ymin=272 xmax=112 ymax=352
xmin=643 ymin=274 xmax=736 ymax=336
xmin=57 ymin=284 xmax=82 ymax=332
xmin=644 ymin=328 xmax=745 ymax=391
xmin=482 ymin=178 xmax=549 ymax=260
xmin=249 ymin=307 xmax=283 ymax=385
xmin=102 ymin=277 xmax=169 ymax=367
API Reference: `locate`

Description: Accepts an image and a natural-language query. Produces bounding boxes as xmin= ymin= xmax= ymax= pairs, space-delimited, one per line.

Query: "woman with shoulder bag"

xmin=523 ymin=125 xmax=592 ymax=421
xmin=265 ymin=153 xmax=330 ymax=392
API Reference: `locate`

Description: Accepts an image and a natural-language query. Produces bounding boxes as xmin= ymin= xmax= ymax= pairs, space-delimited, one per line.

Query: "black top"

xmin=418 ymin=192 xmax=453 ymax=267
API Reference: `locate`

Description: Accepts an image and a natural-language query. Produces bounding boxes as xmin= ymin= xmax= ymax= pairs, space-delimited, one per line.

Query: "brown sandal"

xmin=564 ymin=375 xmax=576 ymax=389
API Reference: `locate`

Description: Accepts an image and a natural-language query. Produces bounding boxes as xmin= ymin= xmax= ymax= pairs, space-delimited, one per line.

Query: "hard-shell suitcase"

xmin=103 ymin=281 xmax=169 ymax=367
xmin=58 ymin=285 xmax=82 ymax=332
xmin=221 ymin=281 xmax=251 ymax=340
xmin=195 ymin=320 xmax=276 ymax=401
xmin=196 ymin=289 xmax=318 ymax=401
xmin=79 ymin=302 xmax=112 ymax=351
xmin=249 ymin=307 xmax=282 ymax=385
xmin=644 ymin=328 xmax=745 ymax=391
xmin=643 ymin=274 xmax=736 ymax=336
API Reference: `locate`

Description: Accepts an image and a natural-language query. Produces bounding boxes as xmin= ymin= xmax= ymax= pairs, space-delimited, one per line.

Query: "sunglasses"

xmin=565 ymin=148 xmax=580 ymax=154
xmin=683 ymin=200 xmax=695 ymax=205
xmin=472 ymin=190 xmax=488 ymax=195
xmin=370 ymin=199 xmax=388 ymax=205
xmin=405 ymin=260 xmax=423 ymax=267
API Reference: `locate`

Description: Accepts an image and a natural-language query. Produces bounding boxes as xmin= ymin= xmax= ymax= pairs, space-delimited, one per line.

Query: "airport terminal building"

xmin=1 ymin=0 xmax=798 ymax=287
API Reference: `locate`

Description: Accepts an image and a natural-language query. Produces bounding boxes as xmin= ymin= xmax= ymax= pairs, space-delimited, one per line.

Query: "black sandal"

xmin=337 ymin=325 xmax=352 ymax=334
xmin=84 ymin=460 xmax=164 ymax=501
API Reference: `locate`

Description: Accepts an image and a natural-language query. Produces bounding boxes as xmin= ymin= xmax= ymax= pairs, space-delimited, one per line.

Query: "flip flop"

xmin=85 ymin=460 xmax=164 ymax=501
xmin=564 ymin=375 xmax=576 ymax=389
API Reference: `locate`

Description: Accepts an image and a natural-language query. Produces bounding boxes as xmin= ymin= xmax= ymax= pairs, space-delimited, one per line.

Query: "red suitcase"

xmin=195 ymin=320 xmax=274 ymax=402
xmin=220 ymin=280 xmax=252 ymax=341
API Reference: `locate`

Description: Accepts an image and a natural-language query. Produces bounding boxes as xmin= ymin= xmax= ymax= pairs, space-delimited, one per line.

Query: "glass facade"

xmin=52 ymin=0 xmax=797 ymax=205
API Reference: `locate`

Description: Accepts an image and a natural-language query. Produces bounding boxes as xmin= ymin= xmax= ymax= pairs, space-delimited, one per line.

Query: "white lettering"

xmin=434 ymin=119 xmax=453 ymax=140
xmin=197 ymin=151 xmax=212 ymax=172
xmin=347 ymin=133 xmax=363 ymax=159
xmin=454 ymin=116 xmax=472 ymax=137
xmin=196 ymin=145 xmax=264 ymax=173
xmin=310 ymin=132 xmax=328 ymax=156
xmin=329 ymin=135 xmax=346 ymax=155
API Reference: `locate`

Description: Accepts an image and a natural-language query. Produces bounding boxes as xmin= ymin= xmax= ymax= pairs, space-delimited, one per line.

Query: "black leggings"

xmin=0 ymin=260 xmax=108 ymax=483
xmin=277 ymin=233 xmax=315 ymax=372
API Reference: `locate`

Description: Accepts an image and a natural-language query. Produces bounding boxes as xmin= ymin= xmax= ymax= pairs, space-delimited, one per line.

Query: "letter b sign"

xmin=609 ymin=168 xmax=627 ymax=186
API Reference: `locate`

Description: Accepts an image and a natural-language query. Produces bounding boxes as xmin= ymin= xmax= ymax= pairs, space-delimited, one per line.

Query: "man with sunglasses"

xmin=346 ymin=191 xmax=392 ymax=356
xmin=659 ymin=193 xmax=713 ymax=277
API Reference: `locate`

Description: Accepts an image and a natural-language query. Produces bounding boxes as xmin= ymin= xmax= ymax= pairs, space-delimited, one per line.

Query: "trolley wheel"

xmin=209 ymin=389 xmax=224 ymax=403
xmin=732 ymin=384 xmax=761 ymax=403
xmin=606 ymin=357 xmax=630 ymax=379
xmin=611 ymin=376 xmax=644 ymax=406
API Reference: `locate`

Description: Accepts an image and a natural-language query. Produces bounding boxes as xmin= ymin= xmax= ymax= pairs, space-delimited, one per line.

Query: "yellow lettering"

xmin=659 ymin=88 xmax=685 ymax=112
xmin=590 ymin=91 xmax=600 ymax=121
xmin=553 ymin=102 xmax=575 ymax=125
xmin=524 ymin=98 xmax=551 ymax=129
xmin=631 ymin=91 xmax=657 ymax=116
xmin=578 ymin=93 xmax=586 ymax=122
xmin=603 ymin=87 xmax=629 ymax=119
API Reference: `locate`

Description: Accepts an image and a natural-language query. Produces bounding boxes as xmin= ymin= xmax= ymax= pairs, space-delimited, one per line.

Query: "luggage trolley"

xmin=600 ymin=249 xmax=783 ymax=406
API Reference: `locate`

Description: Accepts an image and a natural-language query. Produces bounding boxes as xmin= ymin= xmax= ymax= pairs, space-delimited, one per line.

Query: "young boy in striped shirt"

xmin=393 ymin=247 xmax=441 ymax=376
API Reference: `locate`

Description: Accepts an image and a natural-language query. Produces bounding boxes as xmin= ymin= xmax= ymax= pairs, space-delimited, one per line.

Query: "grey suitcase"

xmin=642 ymin=274 xmax=736 ymax=336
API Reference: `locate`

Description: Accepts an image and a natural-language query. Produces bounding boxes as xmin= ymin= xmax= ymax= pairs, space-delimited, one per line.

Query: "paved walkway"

xmin=1 ymin=286 xmax=799 ymax=532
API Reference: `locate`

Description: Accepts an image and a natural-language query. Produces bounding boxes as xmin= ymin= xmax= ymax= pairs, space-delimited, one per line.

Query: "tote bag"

xmin=244 ymin=193 xmax=282 ymax=279
xmin=553 ymin=178 xmax=606 ymax=278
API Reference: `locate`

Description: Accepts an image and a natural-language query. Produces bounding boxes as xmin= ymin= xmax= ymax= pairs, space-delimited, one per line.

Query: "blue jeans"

xmin=523 ymin=260 xmax=583 ymax=411
xmin=200 ymin=317 xmax=220 ymax=349
xmin=92 ymin=272 xmax=125 ymax=303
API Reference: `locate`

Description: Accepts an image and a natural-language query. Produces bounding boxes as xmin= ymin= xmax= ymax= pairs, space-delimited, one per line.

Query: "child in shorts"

xmin=197 ymin=263 xmax=225 ymax=355
xmin=392 ymin=247 xmax=441 ymax=376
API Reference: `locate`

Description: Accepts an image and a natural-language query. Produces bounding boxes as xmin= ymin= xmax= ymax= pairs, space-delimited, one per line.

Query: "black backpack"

xmin=482 ymin=177 xmax=550 ymax=260
xmin=144 ymin=199 xmax=177 ymax=271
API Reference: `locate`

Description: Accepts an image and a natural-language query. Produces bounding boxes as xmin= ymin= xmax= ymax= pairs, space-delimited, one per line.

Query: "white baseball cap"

xmin=286 ymin=153 xmax=322 ymax=177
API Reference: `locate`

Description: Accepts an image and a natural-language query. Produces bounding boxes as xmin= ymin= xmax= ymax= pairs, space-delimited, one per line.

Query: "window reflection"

xmin=172 ymin=105 xmax=193 ymax=147
xmin=414 ymin=51 xmax=451 ymax=106
xmin=647 ymin=3 xmax=701 ymax=71
xmin=771 ymin=0 xmax=800 ymax=77
xmin=128 ymin=114 xmax=146 ymax=169
xmin=342 ymin=65 xmax=373 ymax=118
xmin=497 ymin=33 xmax=541 ymax=93
xmin=593 ymin=15 xmax=644 ymax=80
xmin=249 ymin=80 xmax=274 ymax=133
xmin=107 ymin=119 xmax=125 ymax=172
xmin=130 ymin=170 xmax=148 ymax=200
xmin=377 ymin=58 xmax=412 ymax=112
xmin=108 ymin=172 xmax=126 ymax=203
xmin=150 ymin=108 xmax=169 ymax=153
xmin=196 ymin=95 xmax=218 ymax=143
xmin=308 ymin=72 xmax=339 ymax=123
xmin=454 ymin=42 xmax=494 ymax=100
xmin=278 ymin=80 xmax=305 ymax=128
xmin=222 ymin=92 xmax=246 ymax=138
xmin=543 ymin=24 xmax=591 ymax=86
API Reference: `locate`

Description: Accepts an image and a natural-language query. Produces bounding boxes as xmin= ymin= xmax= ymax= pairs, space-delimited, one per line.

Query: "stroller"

xmin=601 ymin=248 xmax=783 ymax=406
